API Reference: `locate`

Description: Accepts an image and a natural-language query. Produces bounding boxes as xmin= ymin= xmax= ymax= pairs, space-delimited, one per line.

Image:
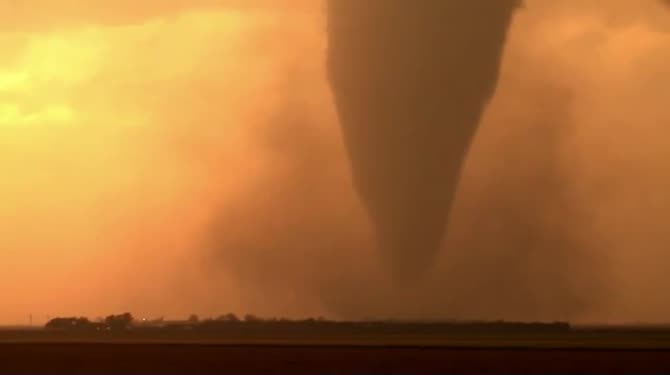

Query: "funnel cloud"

xmin=3 ymin=0 xmax=670 ymax=325
xmin=327 ymin=1 xmax=520 ymax=281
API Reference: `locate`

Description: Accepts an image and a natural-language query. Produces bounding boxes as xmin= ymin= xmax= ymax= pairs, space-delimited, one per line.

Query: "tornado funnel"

xmin=327 ymin=1 xmax=519 ymax=282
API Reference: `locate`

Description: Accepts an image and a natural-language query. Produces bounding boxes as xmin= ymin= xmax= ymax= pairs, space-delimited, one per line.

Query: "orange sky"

xmin=0 ymin=1 xmax=331 ymax=324
xmin=1 ymin=0 xmax=669 ymax=324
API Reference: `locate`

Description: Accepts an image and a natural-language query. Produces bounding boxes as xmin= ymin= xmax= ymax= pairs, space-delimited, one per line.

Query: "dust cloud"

xmin=1 ymin=1 xmax=669 ymax=324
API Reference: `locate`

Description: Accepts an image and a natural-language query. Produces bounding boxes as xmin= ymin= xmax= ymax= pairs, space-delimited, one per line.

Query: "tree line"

xmin=45 ymin=313 xmax=570 ymax=334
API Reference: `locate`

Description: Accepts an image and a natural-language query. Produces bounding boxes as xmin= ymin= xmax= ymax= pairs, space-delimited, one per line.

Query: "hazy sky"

xmin=0 ymin=0 xmax=669 ymax=324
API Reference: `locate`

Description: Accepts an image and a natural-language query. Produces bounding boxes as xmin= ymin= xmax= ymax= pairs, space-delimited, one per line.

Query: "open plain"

xmin=3 ymin=327 xmax=670 ymax=374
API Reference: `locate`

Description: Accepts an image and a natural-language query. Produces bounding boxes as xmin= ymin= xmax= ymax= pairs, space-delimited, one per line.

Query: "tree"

xmin=188 ymin=314 xmax=199 ymax=323
xmin=105 ymin=312 xmax=134 ymax=331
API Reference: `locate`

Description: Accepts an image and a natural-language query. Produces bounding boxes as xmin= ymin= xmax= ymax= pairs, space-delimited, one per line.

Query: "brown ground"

xmin=2 ymin=343 xmax=670 ymax=374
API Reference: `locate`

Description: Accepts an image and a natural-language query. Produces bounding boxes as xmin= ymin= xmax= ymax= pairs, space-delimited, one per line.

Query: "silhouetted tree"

xmin=188 ymin=314 xmax=199 ymax=323
xmin=104 ymin=312 xmax=134 ymax=331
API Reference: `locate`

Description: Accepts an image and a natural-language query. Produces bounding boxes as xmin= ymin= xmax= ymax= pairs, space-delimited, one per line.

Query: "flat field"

xmin=2 ymin=329 xmax=670 ymax=373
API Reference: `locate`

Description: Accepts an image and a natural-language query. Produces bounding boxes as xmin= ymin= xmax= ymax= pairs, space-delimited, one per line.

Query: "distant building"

xmin=45 ymin=317 xmax=95 ymax=331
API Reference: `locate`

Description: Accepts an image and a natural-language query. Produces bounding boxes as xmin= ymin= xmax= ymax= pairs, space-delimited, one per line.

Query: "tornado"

xmin=327 ymin=1 xmax=520 ymax=282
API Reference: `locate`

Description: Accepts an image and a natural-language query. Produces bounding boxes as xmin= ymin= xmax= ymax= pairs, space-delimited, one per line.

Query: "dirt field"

xmin=3 ymin=327 xmax=670 ymax=373
xmin=1 ymin=343 xmax=670 ymax=374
